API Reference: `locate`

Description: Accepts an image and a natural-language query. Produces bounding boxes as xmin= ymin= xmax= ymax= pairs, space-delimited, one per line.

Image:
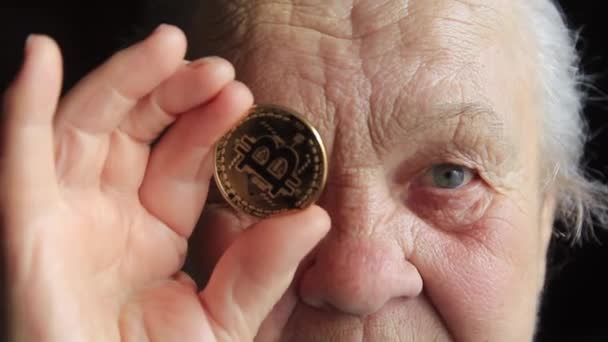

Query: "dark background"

xmin=0 ymin=2 xmax=606 ymax=341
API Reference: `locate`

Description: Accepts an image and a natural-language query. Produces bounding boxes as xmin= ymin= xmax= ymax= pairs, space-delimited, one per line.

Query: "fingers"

xmin=100 ymin=57 xmax=237 ymax=189
xmin=53 ymin=24 xmax=186 ymax=186
xmin=173 ymin=271 xmax=198 ymax=292
xmin=1 ymin=35 xmax=62 ymax=211
xmin=55 ymin=24 xmax=186 ymax=135
xmin=184 ymin=204 xmax=256 ymax=287
xmin=119 ymin=57 xmax=235 ymax=144
xmin=199 ymin=206 xmax=331 ymax=341
xmin=139 ymin=81 xmax=253 ymax=237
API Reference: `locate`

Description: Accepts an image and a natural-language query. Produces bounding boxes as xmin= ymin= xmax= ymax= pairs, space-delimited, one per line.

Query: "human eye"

xmin=405 ymin=162 xmax=491 ymax=230
xmin=420 ymin=163 xmax=475 ymax=189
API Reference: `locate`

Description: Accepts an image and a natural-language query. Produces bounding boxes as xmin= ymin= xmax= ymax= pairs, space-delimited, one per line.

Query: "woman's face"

xmin=189 ymin=0 xmax=555 ymax=340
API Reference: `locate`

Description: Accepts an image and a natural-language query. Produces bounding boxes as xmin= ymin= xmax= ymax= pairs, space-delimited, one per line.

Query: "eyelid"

xmin=417 ymin=163 xmax=476 ymax=189
xmin=393 ymin=147 xmax=493 ymax=189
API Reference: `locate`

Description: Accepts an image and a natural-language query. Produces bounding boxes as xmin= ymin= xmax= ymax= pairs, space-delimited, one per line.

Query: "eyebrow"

xmin=417 ymin=102 xmax=505 ymax=138
xmin=376 ymin=101 xmax=516 ymax=173
xmin=374 ymin=102 xmax=506 ymax=147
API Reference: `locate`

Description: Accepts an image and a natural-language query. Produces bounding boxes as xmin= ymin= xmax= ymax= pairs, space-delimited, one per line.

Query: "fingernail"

xmin=22 ymin=34 xmax=40 ymax=65
xmin=25 ymin=34 xmax=36 ymax=53
xmin=188 ymin=56 xmax=224 ymax=68
xmin=188 ymin=57 xmax=236 ymax=80
xmin=153 ymin=23 xmax=172 ymax=35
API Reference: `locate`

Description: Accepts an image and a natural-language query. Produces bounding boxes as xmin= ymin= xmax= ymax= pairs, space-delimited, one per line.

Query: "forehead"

xmin=223 ymin=0 xmax=540 ymax=166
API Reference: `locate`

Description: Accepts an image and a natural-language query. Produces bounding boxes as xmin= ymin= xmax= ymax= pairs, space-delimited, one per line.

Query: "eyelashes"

xmin=419 ymin=163 xmax=476 ymax=190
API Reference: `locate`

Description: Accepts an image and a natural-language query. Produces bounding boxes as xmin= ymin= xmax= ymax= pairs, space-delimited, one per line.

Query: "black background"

xmin=0 ymin=2 xmax=607 ymax=341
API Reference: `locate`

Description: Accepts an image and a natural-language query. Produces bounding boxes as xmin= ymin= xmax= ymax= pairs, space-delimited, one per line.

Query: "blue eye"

xmin=427 ymin=164 xmax=474 ymax=189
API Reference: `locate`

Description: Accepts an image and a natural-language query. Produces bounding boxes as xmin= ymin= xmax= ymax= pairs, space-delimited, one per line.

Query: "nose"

xmin=298 ymin=171 xmax=423 ymax=316
xmin=299 ymin=238 xmax=422 ymax=315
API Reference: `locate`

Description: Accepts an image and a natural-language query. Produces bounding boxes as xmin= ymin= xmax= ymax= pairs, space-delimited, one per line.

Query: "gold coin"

xmin=214 ymin=104 xmax=328 ymax=218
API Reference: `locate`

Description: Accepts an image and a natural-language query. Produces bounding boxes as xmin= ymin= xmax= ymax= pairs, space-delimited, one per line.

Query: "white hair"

xmin=521 ymin=0 xmax=608 ymax=243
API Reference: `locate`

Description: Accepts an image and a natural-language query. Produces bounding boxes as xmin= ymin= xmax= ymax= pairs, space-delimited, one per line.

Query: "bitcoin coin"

xmin=214 ymin=104 xmax=328 ymax=218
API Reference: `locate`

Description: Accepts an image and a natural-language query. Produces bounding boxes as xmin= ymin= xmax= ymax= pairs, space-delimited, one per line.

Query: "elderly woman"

xmin=2 ymin=0 xmax=607 ymax=341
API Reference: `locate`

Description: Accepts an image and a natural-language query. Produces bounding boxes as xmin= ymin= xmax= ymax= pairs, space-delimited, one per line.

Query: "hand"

xmin=1 ymin=25 xmax=330 ymax=342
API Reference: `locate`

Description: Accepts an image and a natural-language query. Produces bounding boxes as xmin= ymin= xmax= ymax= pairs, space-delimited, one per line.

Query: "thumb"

xmin=199 ymin=205 xmax=330 ymax=341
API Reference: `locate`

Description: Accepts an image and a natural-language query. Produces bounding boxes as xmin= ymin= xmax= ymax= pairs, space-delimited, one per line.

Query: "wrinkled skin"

xmin=188 ymin=0 xmax=556 ymax=341
xmin=2 ymin=0 xmax=557 ymax=342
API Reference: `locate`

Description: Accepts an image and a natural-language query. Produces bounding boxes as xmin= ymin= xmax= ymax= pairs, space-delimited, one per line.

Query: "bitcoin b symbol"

xmin=235 ymin=135 xmax=301 ymax=198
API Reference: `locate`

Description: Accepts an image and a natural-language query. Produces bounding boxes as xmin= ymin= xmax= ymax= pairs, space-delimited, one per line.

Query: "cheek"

xmin=407 ymin=180 xmax=493 ymax=230
xmin=411 ymin=197 xmax=543 ymax=338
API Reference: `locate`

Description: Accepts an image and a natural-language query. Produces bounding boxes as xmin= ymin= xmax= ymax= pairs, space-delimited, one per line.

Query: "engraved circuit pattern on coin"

xmin=214 ymin=104 xmax=328 ymax=218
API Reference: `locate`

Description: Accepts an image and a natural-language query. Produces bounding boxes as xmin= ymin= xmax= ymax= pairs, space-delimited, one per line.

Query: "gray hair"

xmin=521 ymin=0 xmax=608 ymax=243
